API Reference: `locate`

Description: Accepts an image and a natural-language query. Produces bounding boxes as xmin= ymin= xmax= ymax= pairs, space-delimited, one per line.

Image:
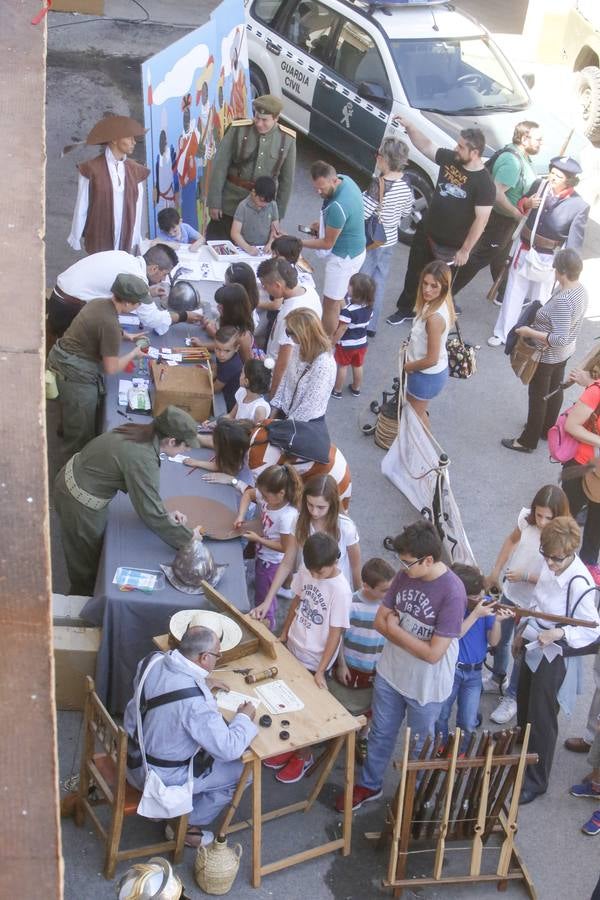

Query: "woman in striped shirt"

xmin=359 ymin=138 xmax=414 ymax=335
xmin=502 ymin=248 xmax=587 ymax=454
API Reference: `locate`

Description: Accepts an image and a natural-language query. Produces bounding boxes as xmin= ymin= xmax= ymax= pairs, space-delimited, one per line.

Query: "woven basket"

xmin=194 ymin=836 xmax=242 ymax=895
xmin=374 ymin=411 xmax=398 ymax=450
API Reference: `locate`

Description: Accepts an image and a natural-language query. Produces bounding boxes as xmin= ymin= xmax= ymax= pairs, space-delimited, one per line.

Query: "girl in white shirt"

xmin=234 ymin=464 xmax=303 ymax=630
xmin=486 ymin=484 xmax=570 ymax=725
xmin=226 ymin=357 xmax=272 ymax=424
xmin=404 ymin=261 xmax=455 ymax=425
xmin=250 ymin=474 xmax=361 ymax=623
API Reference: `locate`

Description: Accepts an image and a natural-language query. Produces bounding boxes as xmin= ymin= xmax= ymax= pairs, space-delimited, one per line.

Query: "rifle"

xmin=485 ymin=597 xmax=597 ymax=629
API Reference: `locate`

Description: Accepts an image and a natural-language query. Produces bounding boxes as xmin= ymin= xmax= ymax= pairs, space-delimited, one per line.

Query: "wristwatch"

xmin=230 ymin=477 xmax=238 ymax=488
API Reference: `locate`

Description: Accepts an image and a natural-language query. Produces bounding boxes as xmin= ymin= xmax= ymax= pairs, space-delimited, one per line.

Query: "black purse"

xmin=364 ymin=176 xmax=387 ymax=250
xmin=266 ymin=416 xmax=331 ymax=464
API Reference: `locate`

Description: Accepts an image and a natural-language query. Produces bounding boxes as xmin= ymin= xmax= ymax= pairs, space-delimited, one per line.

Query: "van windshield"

xmin=389 ymin=37 xmax=529 ymax=114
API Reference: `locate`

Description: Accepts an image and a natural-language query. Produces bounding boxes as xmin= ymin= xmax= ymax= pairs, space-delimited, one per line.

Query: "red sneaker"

xmin=275 ymin=754 xmax=314 ymax=784
xmin=263 ymin=751 xmax=295 ymax=770
xmin=335 ymin=784 xmax=383 ymax=812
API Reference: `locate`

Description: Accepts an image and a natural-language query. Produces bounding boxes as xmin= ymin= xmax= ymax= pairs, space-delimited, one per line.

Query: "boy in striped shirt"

xmin=335 ymin=557 xmax=395 ymax=758
xmin=332 ymin=273 xmax=375 ymax=398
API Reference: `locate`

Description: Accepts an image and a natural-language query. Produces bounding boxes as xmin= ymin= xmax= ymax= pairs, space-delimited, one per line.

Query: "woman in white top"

xmin=250 ymin=474 xmax=361 ymax=622
xmin=360 ymin=138 xmax=414 ymax=335
xmin=270 ymin=308 xmax=336 ymax=422
xmin=404 ymin=260 xmax=455 ymax=424
xmin=485 ymin=484 xmax=570 ymax=725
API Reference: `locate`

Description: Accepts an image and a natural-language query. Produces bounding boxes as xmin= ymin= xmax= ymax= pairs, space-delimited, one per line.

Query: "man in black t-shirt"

xmin=387 ymin=120 xmax=495 ymax=325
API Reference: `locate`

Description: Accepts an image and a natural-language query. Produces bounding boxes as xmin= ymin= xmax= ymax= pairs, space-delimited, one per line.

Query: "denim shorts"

xmin=406 ymin=367 xmax=448 ymax=401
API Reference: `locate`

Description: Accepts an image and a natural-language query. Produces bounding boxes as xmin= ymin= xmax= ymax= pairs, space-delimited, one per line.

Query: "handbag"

xmin=267 ymin=415 xmax=331 ymax=463
xmin=548 ymin=385 xmax=600 ymax=464
xmin=364 ymin=176 xmax=387 ymax=250
xmin=510 ymin=334 xmax=542 ymax=385
xmin=504 ymin=300 xmax=541 ymax=356
xmin=446 ymin=320 xmax=478 ymax=379
xmin=135 ymin=654 xmax=195 ymax=820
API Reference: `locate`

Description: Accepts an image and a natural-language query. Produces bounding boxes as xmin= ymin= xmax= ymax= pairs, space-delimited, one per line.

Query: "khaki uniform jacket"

xmin=207 ymin=120 xmax=296 ymax=218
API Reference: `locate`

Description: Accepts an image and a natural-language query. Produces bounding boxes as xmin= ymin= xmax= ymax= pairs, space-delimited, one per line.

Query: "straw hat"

xmin=169 ymin=609 xmax=242 ymax=651
xmin=86 ymin=115 xmax=147 ymax=145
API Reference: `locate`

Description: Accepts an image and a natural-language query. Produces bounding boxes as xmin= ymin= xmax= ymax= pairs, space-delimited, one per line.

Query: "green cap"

xmin=154 ymin=405 xmax=200 ymax=447
xmin=111 ymin=273 xmax=152 ymax=304
xmin=253 ymin=94 xmax=283 ymax=117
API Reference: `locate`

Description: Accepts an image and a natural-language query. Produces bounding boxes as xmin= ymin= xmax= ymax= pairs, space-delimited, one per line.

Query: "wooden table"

xmin=155 ymin=585 xmax=364 ymax=887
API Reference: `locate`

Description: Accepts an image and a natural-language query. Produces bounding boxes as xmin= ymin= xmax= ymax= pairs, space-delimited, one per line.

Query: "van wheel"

xmin=398 ymin=169 xmax=433 ymax=245
xmin=575 ymin=66 xmax=600 ymax=144
xmin=250 ymin=65 xmax=269 ymax=103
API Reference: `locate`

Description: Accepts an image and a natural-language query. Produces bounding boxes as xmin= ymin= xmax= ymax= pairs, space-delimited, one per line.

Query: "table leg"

xmin=343 ymin=730 xmax=356 ymax=856
xmin=252 ymin=756 xmax=262 ymax=888
xmin=218 ymin=761 xmax=252 ymax=837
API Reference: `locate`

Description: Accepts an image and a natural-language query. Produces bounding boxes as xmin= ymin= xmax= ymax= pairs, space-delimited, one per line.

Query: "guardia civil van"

xmin=245 ymin=0 xmax=590 ymax=242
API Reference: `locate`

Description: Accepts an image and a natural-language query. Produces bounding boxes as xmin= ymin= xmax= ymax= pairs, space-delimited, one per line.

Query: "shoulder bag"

xmin=510 ymin=334 xmax=542 ymax=385
xmin=364 ymin=176 xmax=387 ymax=250
xmin=549 ymin=383 xmax=600 ymax=464
xmin=523 ymin=182 xmax=556 ymax=283
xmin=446 ymin=319 xmax=478 ymax=379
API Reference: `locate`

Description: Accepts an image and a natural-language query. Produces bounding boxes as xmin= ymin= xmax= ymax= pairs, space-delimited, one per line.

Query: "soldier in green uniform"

xmin=47 ymin=273 xmax=152 ymax=457
xmin=54 ymin=406 xmax=202 ymax=595
xmin=206 ymin=94 xmax=296 ymax=240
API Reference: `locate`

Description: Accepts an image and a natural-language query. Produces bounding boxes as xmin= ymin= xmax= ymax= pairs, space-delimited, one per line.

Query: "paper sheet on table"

xmin=118 ymin=379 xmax=133 ymax=406
xmin=254 ymin=680 xmax=304 ymax=714
xmin=167 ymin=454 xmax=188 ymax=464
xmin=216 ymin=690 xmax=261 ymax=712
xmin=119 ymin=314 xmax=140 ymax=326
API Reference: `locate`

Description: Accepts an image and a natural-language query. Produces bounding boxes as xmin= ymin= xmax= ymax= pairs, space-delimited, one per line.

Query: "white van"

xmin=245 ymin=0 xmax=589 ymax=240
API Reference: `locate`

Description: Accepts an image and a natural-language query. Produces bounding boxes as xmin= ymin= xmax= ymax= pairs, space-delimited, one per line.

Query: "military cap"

xmin=111 ymin=273 xmax=152 ymax=304
xmin=86 ymin=115 xmax=147 ymax=145
xmin=253 ymin=94 xmax=284 ymax=117
xmin=154 ymin=406 xmax=200 ymax=447
xmin=549 ymin=156 xmax=582 ymax=177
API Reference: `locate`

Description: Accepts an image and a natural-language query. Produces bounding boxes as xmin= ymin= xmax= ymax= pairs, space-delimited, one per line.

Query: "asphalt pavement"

xmin=48 ymin=2 xmax=600 ymax=898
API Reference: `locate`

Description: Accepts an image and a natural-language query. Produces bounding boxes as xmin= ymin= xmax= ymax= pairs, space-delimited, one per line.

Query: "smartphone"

xmin=298 ymin=224 xmax=316 ymax=235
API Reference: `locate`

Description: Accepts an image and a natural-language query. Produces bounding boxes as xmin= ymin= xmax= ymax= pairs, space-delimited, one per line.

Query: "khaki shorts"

xmin=323 ymin=250 xmax=366 ymax=302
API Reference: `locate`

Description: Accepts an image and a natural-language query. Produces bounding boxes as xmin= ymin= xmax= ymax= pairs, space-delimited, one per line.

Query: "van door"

xmin=310 ymin=17 xmax=392 ymax=173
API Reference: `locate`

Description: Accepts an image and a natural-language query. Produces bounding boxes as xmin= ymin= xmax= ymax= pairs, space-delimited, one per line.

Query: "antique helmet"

xmin=172 ymin=535 xmax=218 ymax=588
xmin=117 ymin=857 xmax=184 ymax=900
xmin=168 ymin=280 xmax=200 ymax=313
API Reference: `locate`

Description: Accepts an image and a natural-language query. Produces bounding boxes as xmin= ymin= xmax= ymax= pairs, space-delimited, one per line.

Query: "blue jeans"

xmin=436 ymin=667 xmax=483 ymax=743
xmin=491 ymin=595 xmax=518 ymax=697
xmin=359 ymin=244 xmax=395 ymax=332
xmin=359 ymin=673 xmax=443 ymax=791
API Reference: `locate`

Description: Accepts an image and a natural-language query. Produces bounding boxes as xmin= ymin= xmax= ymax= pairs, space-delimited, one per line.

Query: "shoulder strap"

xmin=565 ymin=574 xmax=597 ymax=618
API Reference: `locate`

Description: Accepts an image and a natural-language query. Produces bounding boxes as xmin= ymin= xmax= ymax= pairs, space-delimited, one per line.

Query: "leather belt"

xmin=64 ymin=455 xmax=110 ymax=510
xmin=521 ymin=226 xmax=561 ymax=251
xmin=227 ymin=174 xmax=256 ymax=191
xmin=53 ymin=286 xmax=86 ymax=309
xmin=456 ymin=662 xmax=483 ymax=672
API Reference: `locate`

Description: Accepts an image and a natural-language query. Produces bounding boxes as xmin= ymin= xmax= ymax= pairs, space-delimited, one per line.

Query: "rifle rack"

xmin=370 ymin=726 xmax=538 ymax=897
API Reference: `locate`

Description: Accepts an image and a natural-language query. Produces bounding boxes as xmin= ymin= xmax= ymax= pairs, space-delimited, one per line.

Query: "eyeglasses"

xmin=204 ymin=650 xmax=222 ymax=660
xmin=397 ymin=556 xmax=425 ymax=571
xmin=539 ymin=547 xmax=573 ymax=565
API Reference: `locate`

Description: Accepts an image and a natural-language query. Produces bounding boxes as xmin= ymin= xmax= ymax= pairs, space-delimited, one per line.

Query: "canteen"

xmin=117 ymin=857 xmax=184 ymax=899
xmin=194 ymin=835 xmax=242 ymax=895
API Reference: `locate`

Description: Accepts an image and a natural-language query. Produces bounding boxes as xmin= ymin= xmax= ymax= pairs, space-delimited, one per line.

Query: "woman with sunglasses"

xmin=515 ymin=516 xmax=600 ymax=805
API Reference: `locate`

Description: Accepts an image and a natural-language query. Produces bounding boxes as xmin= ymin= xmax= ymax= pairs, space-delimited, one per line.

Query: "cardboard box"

xmin=52 ymin=0 xmax=104 ymax=13
xmin=151 ymin=361 xmax=213 ymax=423
xmin=54 ymin=624 xmax=101 ymax=710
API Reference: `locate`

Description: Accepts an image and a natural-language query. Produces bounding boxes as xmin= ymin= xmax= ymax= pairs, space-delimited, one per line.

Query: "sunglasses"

xmin=539 ymin=547 xmax=573 ymax=565
xmin=397 ymin=556 xmax=425 ymax=571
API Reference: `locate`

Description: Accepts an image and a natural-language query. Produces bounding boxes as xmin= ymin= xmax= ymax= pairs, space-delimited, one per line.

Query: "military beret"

xmin=549 ymin=156 xmax=582 ymax=177
xmin=253 ymin=94 xmax=284 ymax=117
xmin=154 ymin=405 xmax=200 ymax=448
xmin=111 ymin=273 xmax=152 ymax=304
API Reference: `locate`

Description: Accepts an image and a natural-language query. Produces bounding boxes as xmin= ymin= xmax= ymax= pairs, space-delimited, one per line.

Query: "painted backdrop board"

xmin=142 ymin=0 xmax=251 ymax=236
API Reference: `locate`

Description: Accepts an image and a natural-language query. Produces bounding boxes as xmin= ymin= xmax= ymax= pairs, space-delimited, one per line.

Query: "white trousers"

xmin=492 ymin=246 xmax=556 ymax=343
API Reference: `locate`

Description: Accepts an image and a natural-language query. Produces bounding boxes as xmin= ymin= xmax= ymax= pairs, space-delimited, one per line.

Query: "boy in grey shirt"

xmin=231 ymin=175 xmax=280 ymax=256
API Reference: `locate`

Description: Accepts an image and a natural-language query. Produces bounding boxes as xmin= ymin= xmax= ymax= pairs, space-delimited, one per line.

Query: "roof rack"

xmin=344 ymin=0 xmax=451 ymax=17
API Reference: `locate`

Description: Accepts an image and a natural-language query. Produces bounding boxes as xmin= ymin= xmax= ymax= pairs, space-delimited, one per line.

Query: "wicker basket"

xmin=374 ymin=411 xmax=398 ymax=450
xmin=194 ymin=836 xmax=242 ymax=895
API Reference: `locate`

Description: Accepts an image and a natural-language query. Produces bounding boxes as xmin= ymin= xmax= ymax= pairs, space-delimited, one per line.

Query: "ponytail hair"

xmin=256 ymin=463 xmax=302 ymax=508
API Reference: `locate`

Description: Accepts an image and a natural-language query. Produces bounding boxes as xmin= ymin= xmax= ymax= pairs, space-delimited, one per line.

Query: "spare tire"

xmin=575 ymin=66 xmax=600 ymax=144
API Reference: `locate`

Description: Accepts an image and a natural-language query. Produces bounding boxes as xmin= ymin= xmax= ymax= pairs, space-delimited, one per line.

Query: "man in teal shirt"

xmin=452 ymin=121 xmax=543 ymax=296
xmin=301 ymin=160 xmax=366 ymax=335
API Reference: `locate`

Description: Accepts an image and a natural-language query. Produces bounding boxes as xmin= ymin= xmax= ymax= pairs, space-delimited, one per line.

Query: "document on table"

xmin=167 ymin=454 xmax=189 ymax=464
xmin=254 ymin=680 xmax=304 ymax=714
xmin=118 ymin=314 xmax=140 ymax=326
xmin=215 ymin=690 xmax=261 ymax=712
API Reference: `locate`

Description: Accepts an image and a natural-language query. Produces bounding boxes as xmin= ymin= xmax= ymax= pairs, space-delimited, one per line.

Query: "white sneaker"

xmin=490 ymin=697 xmax=517 ymax=725
xmin=481 ymin=671 xmax=508 ymax=694
xmin=277 ymin=587 xmax=294 ymax=600
xmin=487 ymin=335 xmax=504 ymax=347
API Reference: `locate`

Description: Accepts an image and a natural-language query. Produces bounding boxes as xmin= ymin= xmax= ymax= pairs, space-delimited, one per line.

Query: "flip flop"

xmin=501 ymin=438 xmax=532 ymax=454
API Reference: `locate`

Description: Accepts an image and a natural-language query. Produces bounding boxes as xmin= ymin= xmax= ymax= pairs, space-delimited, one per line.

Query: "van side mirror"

xmin=522 ymin=72 xmax=535 ymax=90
